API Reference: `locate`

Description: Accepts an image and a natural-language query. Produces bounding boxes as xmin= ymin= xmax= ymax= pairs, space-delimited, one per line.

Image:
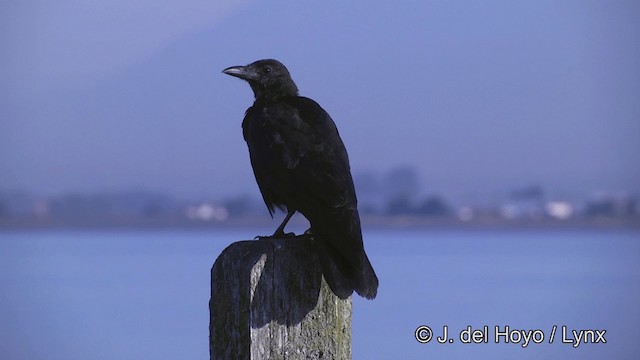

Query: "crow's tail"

xmin=313 ymin=232 xmax=378 ymax=300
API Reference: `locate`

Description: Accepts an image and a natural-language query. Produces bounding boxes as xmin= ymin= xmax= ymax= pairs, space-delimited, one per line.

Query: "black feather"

xmin=224 ymin=59 xmax=378 ymax=299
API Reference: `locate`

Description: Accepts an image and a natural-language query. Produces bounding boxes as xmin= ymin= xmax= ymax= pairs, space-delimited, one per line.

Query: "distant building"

xmin=415 ymin=196 xmax=451 ymax=217
xmin=585 ymin=195 xmax=637 ymax=217
xmin=186 ymin=203 xmax=228 ymax=221
xmin=500 ymin=185 xmax=546 ymax=220
xmin=545 ymin=201 xmax=574 ymax=220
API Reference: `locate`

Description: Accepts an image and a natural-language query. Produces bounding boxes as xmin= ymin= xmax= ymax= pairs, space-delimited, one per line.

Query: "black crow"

xmin=222 ymin=59 xmax=378 ymax=299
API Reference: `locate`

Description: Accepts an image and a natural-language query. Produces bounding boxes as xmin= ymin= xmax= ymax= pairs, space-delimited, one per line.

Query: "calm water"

xmin=0 ymin=228 xmax=638 ymax=359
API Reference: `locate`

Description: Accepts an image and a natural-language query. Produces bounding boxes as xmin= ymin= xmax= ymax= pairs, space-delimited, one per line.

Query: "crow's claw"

xmin=254 ymin=231 xmax=297 ymax=240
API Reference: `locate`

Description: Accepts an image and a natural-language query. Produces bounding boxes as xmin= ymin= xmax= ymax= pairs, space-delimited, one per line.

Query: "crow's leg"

xmin=273 ymin=210 xmax=296 ymax=237
xmin=255 ymin=210 xmax=297 ymax=239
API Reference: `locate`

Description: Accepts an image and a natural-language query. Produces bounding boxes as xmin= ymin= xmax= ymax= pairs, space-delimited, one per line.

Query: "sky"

xmin=2 ymin=0 xmax=639 ymax=200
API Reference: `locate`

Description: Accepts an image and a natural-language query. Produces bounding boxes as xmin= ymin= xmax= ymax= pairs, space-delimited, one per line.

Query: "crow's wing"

xmin=242 ymin=96 xmax=356 ymax=214
xmin=242 ymin=96 xmax=377 ymax=298
xmin=279 ymin=96 xmax=357 ymax=210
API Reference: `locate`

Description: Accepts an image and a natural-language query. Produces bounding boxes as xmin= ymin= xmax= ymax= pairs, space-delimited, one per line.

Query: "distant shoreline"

xmin=1 ymin=215 xmax=638 ymax=232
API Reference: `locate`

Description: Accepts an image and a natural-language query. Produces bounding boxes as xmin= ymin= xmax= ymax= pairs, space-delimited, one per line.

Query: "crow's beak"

xmin=222 ymin=65 xmax=259 ymax=81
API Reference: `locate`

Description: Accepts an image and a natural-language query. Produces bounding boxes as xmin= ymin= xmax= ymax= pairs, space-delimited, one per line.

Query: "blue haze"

xmin=2 ymin=1 xmax=639 ymax=199
xmin=1 ymin=229 xmax=638 ymax=359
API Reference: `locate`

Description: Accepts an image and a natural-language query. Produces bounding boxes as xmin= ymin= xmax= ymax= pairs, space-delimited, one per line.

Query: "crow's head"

xmin=223 ymin=59 xmax=299 ymax=100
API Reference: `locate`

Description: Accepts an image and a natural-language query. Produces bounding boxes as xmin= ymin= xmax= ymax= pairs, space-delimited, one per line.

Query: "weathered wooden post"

xmin=209 ymin=236 xmax=352 ymax=360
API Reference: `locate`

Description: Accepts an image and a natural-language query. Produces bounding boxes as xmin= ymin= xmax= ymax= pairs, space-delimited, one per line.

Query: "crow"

xmin=222 ymin=59 xmax=378 ymax=299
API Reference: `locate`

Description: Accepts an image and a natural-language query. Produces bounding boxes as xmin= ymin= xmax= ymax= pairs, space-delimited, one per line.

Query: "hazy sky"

xmin=2 ymin=0 xmax=639 ymax=199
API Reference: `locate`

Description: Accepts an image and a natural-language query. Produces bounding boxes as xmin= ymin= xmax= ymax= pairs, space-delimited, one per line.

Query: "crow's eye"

xmin=264 ymin=66 xmax=272 ymax=74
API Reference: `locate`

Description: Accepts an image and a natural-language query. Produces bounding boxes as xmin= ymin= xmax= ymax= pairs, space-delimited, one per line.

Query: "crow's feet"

xmin=254 ymin=231 xmax=297 ymax=240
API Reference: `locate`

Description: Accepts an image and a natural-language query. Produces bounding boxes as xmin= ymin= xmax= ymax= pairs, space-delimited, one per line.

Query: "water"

xmin=0 ymin=228 xmax=638 ymax=359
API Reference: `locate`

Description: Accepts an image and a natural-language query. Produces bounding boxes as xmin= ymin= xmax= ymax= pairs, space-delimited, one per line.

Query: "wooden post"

xmin=209 ymin=236 xmax=352 ymax=360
